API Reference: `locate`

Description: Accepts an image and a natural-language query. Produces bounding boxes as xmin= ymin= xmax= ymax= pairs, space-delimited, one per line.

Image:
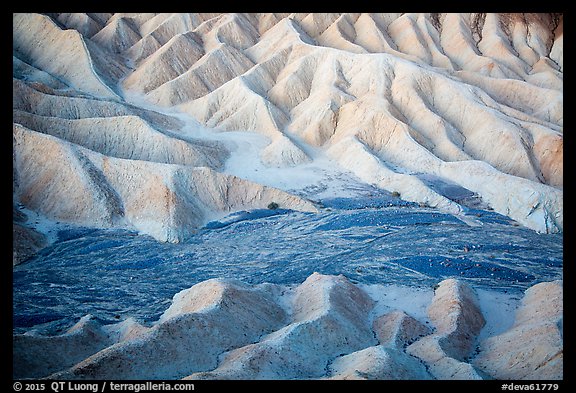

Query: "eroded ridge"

xmin=13 ymin=274 xmax=562 ymax=380
xmin=13 ymin=13 xmax=563 ymax=245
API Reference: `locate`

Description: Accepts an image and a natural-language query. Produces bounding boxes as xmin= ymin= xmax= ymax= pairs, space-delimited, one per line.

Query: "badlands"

xmin=12 ymin=13 xmax=562 ymax=380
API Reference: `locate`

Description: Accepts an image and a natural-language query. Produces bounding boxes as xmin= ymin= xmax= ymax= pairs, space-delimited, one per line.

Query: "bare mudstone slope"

xmin=13 ymin=13 xmax=562 ymax=245
xmin=12 ymin=13 xmax=563 ymax=380
xmin=13 ymin=273 xmax=563 ymax=380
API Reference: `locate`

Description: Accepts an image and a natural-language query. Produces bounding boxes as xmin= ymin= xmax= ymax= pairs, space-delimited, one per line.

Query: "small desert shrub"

xmin=267 ymin=202 xmax=279 ymax=210
xmin=391 ymin=191 xmax=401 ymax=198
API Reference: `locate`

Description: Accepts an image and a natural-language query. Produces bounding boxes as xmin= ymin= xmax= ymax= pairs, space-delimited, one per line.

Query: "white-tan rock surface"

xmin=13 ymin=124 xmax=317 ymax=242
xmin=12 ymin=274 xmax=562 ymax=380
xmin=473 ymin=280 xmax=563 ymax=379
xmin=13 ymin=13 xmax=125 ymax=100
xmin=185 ymin=273 xmax=377 ymax=379
xmin=11 ymin=13 xmax=563 ymax=381
xmin=13 ymin=13 xmax=563 ymax=244
xmin=326 ymin=345 xmax=433 ymax=380
xmin=406 ymin=278 xmax=486 ymax=379
xmin=13 ymin=315 xmax=148 ymax=379
xmin=47 ymin=279 xmax=288 ymax=379
xmin=372 ymin=309 xmax=431 ymax=348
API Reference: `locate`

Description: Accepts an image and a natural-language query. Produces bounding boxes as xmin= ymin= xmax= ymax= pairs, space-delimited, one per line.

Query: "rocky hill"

xmin=12 ymin=13 xmax=563 ymax=380
xmin=13 ymin=13 xmax=563 ymax=245
xmin=13 ymin=273 xmax=563 ymax=380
